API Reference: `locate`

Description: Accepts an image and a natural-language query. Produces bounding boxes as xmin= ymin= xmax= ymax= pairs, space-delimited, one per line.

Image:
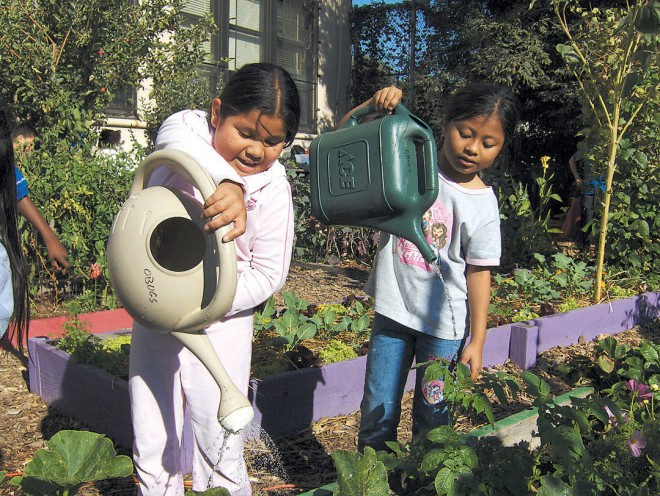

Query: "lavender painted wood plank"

xmin=26 ymin=291 xmax=660 ymax=443
xmin=480 ymin=325 xmax=513 ymax=368
xmin=534 ymin=292 xmax=659 ymax=352
xmin=509 ymin=325 xmax=540 ymax=370
xmin=28 ymin=337 xmax=133 ymax=447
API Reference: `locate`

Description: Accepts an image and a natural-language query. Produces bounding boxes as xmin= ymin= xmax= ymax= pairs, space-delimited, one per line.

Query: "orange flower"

xmin=90 ymin=263 xmax=101 ymax=280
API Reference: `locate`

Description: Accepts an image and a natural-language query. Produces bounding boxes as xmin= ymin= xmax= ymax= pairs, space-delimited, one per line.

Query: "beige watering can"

xmin=107 ymin=149 xmax=253 ymax=433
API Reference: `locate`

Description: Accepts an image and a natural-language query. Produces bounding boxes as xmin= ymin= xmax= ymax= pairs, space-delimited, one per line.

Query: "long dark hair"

xmin=0 ymin=105 xmax=30 ymax=350
xmin=217 ymin=63 xmax=301 ymax=147
xmin=443 ymin=83 xmax=520 ymax=168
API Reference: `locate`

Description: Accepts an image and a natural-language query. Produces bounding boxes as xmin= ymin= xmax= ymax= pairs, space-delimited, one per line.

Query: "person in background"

xmin=339 ymin=84 xmax=520 ymax=453
xmin=129 ymin=62 xmax=299 ymax=495
xmin=12 ymin=123 xmax=69 ymax=271
xmin=98 ymin=128 xmax=122 ymax=157
xmin=562 ymin=149 xmax=604 ymax=242
xmin=0 ymin=107 xmax=30 ymax=348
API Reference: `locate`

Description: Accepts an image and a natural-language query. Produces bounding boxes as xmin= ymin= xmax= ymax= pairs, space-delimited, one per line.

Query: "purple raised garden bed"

xmin=28 ymin=292 xmax=659 ymax=447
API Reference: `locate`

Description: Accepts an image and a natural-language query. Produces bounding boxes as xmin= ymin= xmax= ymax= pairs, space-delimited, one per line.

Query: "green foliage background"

xmin=0 ymin=0 xmax=656 ymax=313
xmin=352 ymin=0 xmax=659 ymax=282
xmin=0 ymin=0 xmax=218 ymax=308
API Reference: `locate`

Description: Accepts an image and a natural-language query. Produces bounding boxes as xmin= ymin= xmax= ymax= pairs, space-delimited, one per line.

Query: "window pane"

xmin=183 ymin=0 xmax=211 ymax=17
xmin=228 ymin=31 xmax=263 ymax=70
xmin=295 ymin=80 xmax=314 ymax=131
xmin=278 ymin=40 xmax=307 ymax=78
xmin=182 ymin=0 xmax=213 ymax=63
xmin=278 ymin=0 xmax=303 ymax=42
xmin=229 ymin=0 xmax=261 ymax=31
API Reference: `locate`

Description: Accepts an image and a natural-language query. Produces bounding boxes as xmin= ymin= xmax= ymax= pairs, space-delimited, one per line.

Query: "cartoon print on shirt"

xmin=431 ymin=222 xmax=447 ymax=260
xmin=396 ymin=200 xmax=453 ymax=271
xmin=422 ymin=378 xmax=445 ymax=405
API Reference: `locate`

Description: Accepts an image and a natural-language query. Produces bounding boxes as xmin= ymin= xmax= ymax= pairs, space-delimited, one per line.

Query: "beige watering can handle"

xmin=132 ymin=149 xmax=238 ymax=333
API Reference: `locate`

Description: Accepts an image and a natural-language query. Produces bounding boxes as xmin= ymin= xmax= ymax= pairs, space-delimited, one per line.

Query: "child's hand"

xmin=371 ymin=86 xmax=403 ymax=114
xmin=459 ymin=341 xmax=483 ymax=382
xmin=202 ymin=180 xmax=246 ymax=242
xmin=45 ymin=239 xmax=70 ymax=271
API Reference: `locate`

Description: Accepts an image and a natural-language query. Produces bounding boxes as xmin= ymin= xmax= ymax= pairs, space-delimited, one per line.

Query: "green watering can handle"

xmin=342 ymin=102 xmax=416 ymax=129
xmin=342 ymin=103 xmax=437 ymax=194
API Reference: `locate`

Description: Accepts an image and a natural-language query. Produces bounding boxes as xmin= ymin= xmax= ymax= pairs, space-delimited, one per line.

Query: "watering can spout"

xmin=171 ymin=331 xmax=254 ymax=433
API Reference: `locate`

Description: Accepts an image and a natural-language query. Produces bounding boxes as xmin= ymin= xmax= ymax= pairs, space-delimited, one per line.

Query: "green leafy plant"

xmin=55 ymin=323 xmax=131 ymax=380
xmin=491 ymin=251 xmax=601 ymax=322
xmin=270 ymin=291 xmax=318 ymax=350
xmin=553 ymin=0 xmax=660 ymax=301
xmin=253 ymin=297 xmax=277 ymax=340
xmin=9 ymin=430 xmax=133 ymax=495
xmin=331 ymin=333 xmax=660 ymax=495
xmin=185 ymin=488 xmax=231 ymax=496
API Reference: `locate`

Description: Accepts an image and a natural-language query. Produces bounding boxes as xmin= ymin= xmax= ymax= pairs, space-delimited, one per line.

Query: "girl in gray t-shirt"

xmin=344 ymin=83 xmax=520 ymax=452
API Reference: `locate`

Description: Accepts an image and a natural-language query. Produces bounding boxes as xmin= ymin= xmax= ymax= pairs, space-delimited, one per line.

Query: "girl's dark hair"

xmin=443 ymin=83 xmax=520 ymax=168
xmin=0 ymin=105 xmax=30 ymax=351
xmin=217 ymin=63 xmax=301 ymax=147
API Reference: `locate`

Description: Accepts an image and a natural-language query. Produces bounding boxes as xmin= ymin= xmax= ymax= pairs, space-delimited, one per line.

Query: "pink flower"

xmin=89 ymin=263 xmax=101 ymax=280
xmin=604 ymin=405 xmax=627 ymax=426
xmin=626 ymin=430 xmax=647 ymax=458
xmin=625 ymin=379 xmax=653 ymax=402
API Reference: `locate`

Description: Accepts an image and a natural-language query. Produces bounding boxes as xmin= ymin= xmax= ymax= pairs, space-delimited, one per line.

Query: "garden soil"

xmin=0 ymin=262 xmax=656 ymax=495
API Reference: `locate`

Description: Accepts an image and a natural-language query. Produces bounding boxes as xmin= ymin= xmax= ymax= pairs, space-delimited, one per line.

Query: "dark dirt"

xmin=0 ymin=262 xmax=657 ymax=495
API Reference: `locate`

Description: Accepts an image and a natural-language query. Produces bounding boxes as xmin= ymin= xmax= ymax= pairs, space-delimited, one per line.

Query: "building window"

xmin=183 ymin=0 xmax=316 ymax=133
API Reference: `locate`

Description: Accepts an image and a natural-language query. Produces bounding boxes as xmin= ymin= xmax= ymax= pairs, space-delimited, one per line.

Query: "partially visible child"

xmin=0 ymin=107 xmax=30 ymax=347
xmin=344 ymin=84 xmax=520 ymax=452
xmin=12 ymin=123 xmax=69 ymax=271
xmin=128 ymin=62 xmax=300 ymax=495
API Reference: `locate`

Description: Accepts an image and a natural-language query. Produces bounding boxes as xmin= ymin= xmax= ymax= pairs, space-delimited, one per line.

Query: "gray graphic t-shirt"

xmin=365 ymin=172 xmax=501 ymax=340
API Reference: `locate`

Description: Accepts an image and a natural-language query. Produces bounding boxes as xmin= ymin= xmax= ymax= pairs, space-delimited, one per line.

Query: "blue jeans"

xmin=358 ymin=314 xmax=462 ymax=452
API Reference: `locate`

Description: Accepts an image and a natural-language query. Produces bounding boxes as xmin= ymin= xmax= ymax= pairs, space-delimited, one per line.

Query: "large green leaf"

xmin=18 ymin=430 xmax=133 ymax=495
xmin=332 ymin=447 xmax=389 ymax=496
xmin=185 ymin=488 xmax=231 ymax=495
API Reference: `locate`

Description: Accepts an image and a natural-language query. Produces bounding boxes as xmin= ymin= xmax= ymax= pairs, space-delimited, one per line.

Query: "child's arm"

xmin=154 ymin=110 xmax=247 ymax=240
xmin=225 ymin=177 xmax=294 ymax=316
xmin=336 ymin=86 xmax=403 ymax=128
xmin=18 ymin=196 xmax=69 ymax=271
xmin=460 ymin=264 xmax=492 ymax=381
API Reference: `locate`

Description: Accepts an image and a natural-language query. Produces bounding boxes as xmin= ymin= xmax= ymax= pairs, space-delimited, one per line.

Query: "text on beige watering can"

xmin=309 ymin=103 xmax=439 ymax=263
xmin=107 ymin=149 xmax=253 ymax=433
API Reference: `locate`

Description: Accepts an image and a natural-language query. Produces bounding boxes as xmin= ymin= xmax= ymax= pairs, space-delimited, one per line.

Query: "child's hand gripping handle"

xmin=132 ymin=149 xmax=238 ymax=332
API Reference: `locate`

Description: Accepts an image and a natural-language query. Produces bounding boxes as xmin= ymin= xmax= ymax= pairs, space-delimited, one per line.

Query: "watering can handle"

xmin=342 ymin=102 xmax=415 ymax=129
xmin=131 ymin=149 xmax=238 ymax=332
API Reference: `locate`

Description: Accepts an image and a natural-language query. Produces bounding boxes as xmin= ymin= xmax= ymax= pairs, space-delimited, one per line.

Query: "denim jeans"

xmin=358 ymin=313 xmax=462 ymax=452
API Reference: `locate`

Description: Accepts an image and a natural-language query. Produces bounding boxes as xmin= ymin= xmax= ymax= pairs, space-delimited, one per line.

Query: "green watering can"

xmin=310 ymin=103 xmax=439 ymax=263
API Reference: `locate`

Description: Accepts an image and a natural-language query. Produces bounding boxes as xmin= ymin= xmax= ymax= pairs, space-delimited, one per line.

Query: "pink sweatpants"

xmin=129 ymin=313 xmax=253 ymax=495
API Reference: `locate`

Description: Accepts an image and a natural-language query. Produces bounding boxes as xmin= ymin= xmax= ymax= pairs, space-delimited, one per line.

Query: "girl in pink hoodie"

xmin=129 ymin=63 xmax=300 ymax=495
